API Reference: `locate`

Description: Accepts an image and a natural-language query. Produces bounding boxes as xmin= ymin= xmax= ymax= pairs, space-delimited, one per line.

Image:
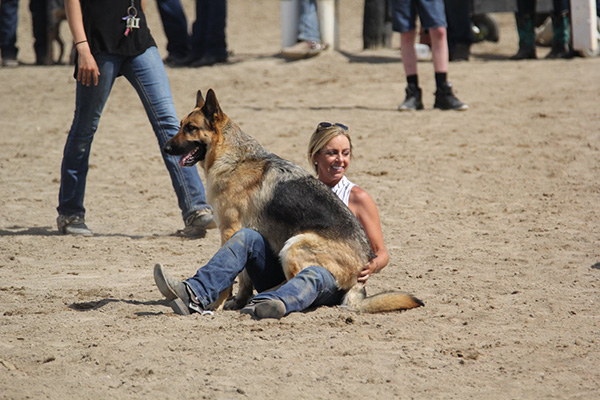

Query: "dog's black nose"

xmin=163 ymin=143 xmax=172 ymax=154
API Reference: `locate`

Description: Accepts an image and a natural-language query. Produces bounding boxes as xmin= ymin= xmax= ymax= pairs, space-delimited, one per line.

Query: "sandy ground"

xmin=1 ymin=1 xmax=599 ymax=399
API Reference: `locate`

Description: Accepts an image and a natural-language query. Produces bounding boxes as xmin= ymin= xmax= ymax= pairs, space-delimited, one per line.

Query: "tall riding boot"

xmin=546 ymin=12 xmax=571 ymax=59
xmin=510 ymin=14 xmax=537 ymax=60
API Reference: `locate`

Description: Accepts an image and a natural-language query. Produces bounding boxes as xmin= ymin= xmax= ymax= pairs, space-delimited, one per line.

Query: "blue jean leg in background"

xmin=184 ymin=229 xmax=287 ymax=309
xmin=298 ymin=0 xmax=321 ymax=42
xmin=120 ymin=46 xmax=209 ymax=220
xmin=29 ymin=0 xmax=47 ymax=63
xmin=190 ymin=0 xmax=228 ymax=59
xmin=156 ymin=0 xmax=190 ymax=59
xmin=253 ymin=265 xmax=346 ymax=315
xmin=0 ymin=0 xmax=19 ymax=60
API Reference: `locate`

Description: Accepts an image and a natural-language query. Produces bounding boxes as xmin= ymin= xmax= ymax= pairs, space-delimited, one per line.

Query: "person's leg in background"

xmin=444 ymin=0 xmax=473 ymax=61
xmin=298 ymin=0 xmax=321 ymax=43
xmin=546 ymin=0 xmax=571 ymax=59
xmin=420 ymin=0 xmax=468 ymax=111
xmin=394 ymin=0 xmax=467 ymax=111
xmin=281 ymin=0 xmax=327 ymax=60
xmin=393 ymin=0 xmax=424 ymax=111
xmin=188 ymin=0 xmax=228 ymax=67
xmin=398 ymin=29 xmax=425 ymax=110
xmin=0 ymin=0 xmax=20 ymax=67
xmin=510 ymin=0 xmax=536 ymax=59
xmin=122 ymin=46 xmax=213 ymax=236
xmin=156 ymin=0 xmax=191 ymax=66
xmin=29 ymin=0 xmax=48 ymax=65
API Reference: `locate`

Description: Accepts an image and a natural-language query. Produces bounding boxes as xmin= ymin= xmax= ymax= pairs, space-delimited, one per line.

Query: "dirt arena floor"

xmin=1 ymin=1 xmax=599 ymax=399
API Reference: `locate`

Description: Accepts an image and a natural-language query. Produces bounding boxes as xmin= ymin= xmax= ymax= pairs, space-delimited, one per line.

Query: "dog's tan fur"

xmin=164 ymin=89 xmax=423 ymax=313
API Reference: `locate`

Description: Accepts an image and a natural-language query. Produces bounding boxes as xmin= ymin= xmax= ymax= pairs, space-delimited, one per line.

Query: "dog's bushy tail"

xmin=344 ymin=287 xmax=424 ymax=313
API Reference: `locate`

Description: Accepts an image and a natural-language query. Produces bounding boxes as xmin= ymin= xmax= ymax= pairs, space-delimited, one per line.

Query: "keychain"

xmin=122 ymin=0 xmax=140 ymax=36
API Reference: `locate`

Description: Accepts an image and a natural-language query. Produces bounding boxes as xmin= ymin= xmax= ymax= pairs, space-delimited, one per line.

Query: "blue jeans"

xmin=0 ymin=0 xmax=46 ymax=62
xmin=298 ymin=0 xmax=321 ymax=42
xmin=253 ymin=266 xmax=345 ymax=315
xmin=156 ymin=0 xmax=190 ymax=59
xmin=0 ymin=0 xmax=19 ymax=59
xmin=184 ymin=228 xmax=345 ymax=315
xmin=57 ymin=46 xmax=209 ymax=221
xmin=29 ymin=0 xmax=47 ymax=63
xmin=189 ymin=0 xmax=228 ymax=59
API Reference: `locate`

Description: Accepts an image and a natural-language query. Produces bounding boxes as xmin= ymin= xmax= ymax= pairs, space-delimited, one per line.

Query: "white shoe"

xmin=282 ymin=41 xmax=327 ymax=60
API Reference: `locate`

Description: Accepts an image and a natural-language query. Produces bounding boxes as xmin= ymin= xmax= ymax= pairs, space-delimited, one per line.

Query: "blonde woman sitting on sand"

xmin=307 ymin=121 xmax=389 ymax=282
xmin=155 ymin=122 xmax=391 ymax=319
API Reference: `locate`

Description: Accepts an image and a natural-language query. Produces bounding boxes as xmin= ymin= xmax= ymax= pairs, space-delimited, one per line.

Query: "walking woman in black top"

xmin=58 ymin=0 xmax=214 ymax=237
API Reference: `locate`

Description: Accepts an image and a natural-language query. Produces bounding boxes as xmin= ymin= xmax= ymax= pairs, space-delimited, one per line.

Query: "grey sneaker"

xmin=57 ymin=215 xmax=93 ymax=236
xmin=240 ymin=298 xmax=286 ymax=319
xmin=398 ymin=83 xmax=424 ymax=111
xmin=178 ymin=208 xmax=216 ymax=238
xmin=153 ymin=263 xmax=197 ymax=315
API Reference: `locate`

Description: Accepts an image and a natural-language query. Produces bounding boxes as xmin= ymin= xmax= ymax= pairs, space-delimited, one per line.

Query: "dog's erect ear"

xmin=196 ymin=90 xmax=205 ymax=109
xmin=202 ymin=89 xmax=223 ymax=122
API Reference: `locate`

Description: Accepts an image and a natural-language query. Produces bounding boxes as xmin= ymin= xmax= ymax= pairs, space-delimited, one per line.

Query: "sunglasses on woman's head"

xmin=318 ymin=122 xmax=348 ymax=131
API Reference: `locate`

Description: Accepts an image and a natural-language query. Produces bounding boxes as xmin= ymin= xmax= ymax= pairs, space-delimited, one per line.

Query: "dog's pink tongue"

xmin=178 ymin=154 xmax=188 ymax=167
xmin=179 ymin=149 xmax=196 ymax=167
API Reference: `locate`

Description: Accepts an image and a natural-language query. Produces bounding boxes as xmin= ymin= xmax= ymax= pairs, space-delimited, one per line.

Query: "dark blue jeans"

xmin=29 ymin=0 xmax=47 ymax=63
xmin=0 ymin=0 xmax=19 ymax=60
xmin=58 ymin=46 xmax=209 ymax=221
xmin=156 ymin=0 xmax=190 ymax=59
xmin=253 ymin=266 xmax=346 ymax=315
xmin=0 ymin=0 xmax=47 ymax=63
xmin=156 ymin=0 xmax=227 ymax=60
xmin=184 ymin=228 xmax=346 ymax=315
xmin=190 ymin=0 xmax=227 ymax=59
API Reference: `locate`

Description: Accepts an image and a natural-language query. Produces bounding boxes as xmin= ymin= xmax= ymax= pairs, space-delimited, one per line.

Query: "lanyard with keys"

xmin=122 ymin=0 xmax=140 ymax=36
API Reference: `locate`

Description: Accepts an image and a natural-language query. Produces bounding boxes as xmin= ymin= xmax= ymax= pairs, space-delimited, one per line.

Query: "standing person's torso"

xmin=80 ymin=0 xmax=156 ymax=56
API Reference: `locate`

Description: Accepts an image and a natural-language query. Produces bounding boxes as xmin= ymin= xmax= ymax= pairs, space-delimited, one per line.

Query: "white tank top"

xmin=331 ymin=176 xmax=355 ymax=207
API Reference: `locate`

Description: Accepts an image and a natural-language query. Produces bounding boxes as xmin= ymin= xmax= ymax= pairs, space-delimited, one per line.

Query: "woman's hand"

xmin=76 ymin=43 xmax=100 ymax=86
xmin=357 ymin=258 xmax=379 ymax=284
xmin=65 ymin=0 xmax=99 ymax=86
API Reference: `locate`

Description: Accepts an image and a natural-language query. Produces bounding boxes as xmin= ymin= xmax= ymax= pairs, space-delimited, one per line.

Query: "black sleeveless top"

xmin=80 ymin=0 xmax=156 ymax=56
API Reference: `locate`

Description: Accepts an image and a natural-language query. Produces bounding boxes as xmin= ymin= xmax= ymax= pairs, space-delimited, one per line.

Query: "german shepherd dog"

xmin=163 ymin=89 xmax=423 ymax=313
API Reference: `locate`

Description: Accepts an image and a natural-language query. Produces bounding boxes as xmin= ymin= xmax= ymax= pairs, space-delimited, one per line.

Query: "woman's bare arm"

xmin=65 ymin=0 xmax=100 ymax=86
xmin=348 ymin=186 xmax=389 ymax=283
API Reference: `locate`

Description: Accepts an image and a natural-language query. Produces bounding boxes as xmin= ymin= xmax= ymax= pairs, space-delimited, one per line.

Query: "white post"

xmin=570 ymin=0 xmax=598 ymax=56
xmin=281 ymin=0 xmax=301 ymax=48
xmin=316 ymin=0 xmax=339 ymax=50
